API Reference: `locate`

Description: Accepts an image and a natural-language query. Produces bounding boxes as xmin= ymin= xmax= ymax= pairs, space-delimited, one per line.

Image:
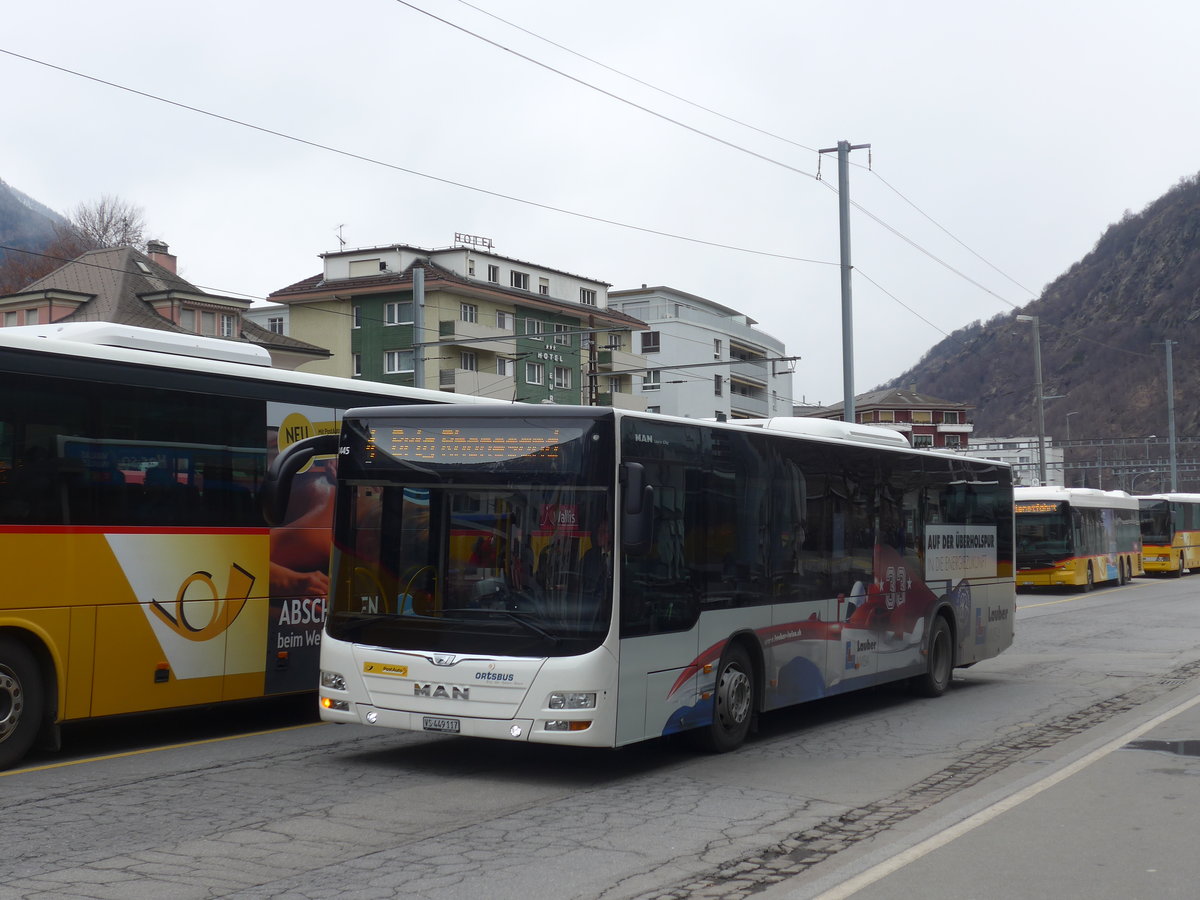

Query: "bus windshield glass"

xmin=1015 ymin=500 xmax=1071 ymax=560
xmin=328 ymin=414 xmax=614 ymax=657
xmin=1139 ymin=499 xmax=1171 ymax=544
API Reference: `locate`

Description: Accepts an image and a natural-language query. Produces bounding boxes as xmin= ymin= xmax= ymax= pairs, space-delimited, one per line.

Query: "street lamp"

xmin=1015 ymin=315 xmax=1047 ymax=484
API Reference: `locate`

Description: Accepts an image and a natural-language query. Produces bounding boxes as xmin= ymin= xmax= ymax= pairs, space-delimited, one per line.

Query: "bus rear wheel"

xmin=0 ymin=637 xmax=43 ymax=771
xmin=693 ymin=643 xmax=755 ymax=753
xmin=912 ymin=616 xmax=953 ymax=698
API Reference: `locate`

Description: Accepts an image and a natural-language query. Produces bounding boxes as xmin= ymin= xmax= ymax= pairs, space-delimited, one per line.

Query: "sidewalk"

xmin=782 ymin=689 xmax=1200 ymax=900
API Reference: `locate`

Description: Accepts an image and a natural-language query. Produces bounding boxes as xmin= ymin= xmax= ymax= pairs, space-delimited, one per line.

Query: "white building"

xmin=606 ymin=286 xmax=794 ymax=419
xmin=970 ymin=436 xmax=1065 ymax=486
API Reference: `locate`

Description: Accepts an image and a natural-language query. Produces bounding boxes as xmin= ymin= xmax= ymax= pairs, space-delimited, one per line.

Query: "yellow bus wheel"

xmin=0 ymin=636 xmax=44 ymax=771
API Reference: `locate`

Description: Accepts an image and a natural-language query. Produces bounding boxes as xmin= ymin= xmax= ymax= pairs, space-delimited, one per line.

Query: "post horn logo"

xmin=149 ymin=564 xmax=255 ymax=641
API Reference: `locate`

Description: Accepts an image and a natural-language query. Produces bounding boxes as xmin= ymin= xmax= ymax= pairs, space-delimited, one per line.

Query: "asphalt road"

xmin=4 ymin=575 xmax=1200 ymax=900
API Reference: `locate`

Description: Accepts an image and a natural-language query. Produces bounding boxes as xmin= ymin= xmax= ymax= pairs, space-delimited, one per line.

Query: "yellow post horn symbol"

xmin=150 ymin=564 xmax=255 ymax=641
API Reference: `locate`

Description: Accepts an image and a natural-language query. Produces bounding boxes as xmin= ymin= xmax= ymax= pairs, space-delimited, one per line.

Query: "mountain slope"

xmin=0 ymin=177 xmax=65 ymax=267
xmin=884 ymin=172 xmax=1200 ymax=445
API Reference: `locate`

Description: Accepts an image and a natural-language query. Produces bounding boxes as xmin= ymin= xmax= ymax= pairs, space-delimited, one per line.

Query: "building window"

xmin=714 ymin=338 xmax=722 ymax=359
xmin=201 ymin=312 xmax=216 ymax=335
xmin=384 ymin=350 xmax=414 ymax=374
xmin=553 ymin=323 xmax=572 ymax=346
xmin=608 ymin=333 xmax=624 ymax=351
xmin=608 ymin=376 xmax=621 ymax=393
xmin=912 ymin=410 xmax=933 ymax=424
xmin=526 ymin=362 xmax=544 ymax=385
xmin=180 ymin=308 xmax=195 ymax=331
xmin=538 ymin=277 xmax=550 ymax=295
xmin=714 ymin=374 xmax=723 ymax=396
xmin=511 ymin=270 xmax=529 ymax=291
xmin=641 ymin=331 xmax=660 ymax=353
xmin=580 ymin=288 xmax=596 ymax=306
xmin=348 ymin=259 xmax=381 ymax=277
xmin=643 ymin=371 xmax=661 ymax=391
xmin=468 ymin=259 xmax=476 ymax=277
xmin=266 ymin=316 xmax=284 ymax=334
xmin=497 ymin=357 xmax=515 ymax=377
xmin=876 ymin=410 xmax=895 ymax=423
xmin=487 ymin=264 xmax=499 ymax=283
xmin=525 ymin=318 xmax=543 ymax=336
xmin=943 ymin=411 xmax=960 ymax=424
xmin=460 ymin=351 xmax=478 ymax=371
xmin=385 ymin=301 xmax=413 ymax=325
xmin=553 ymin=366 xmax=572 ymax=390
xmin=646 ymin=405 xmax=660 ymax=414
xmin=945 ymin=434 xmax=962 ymax=449
xmin=496 ymin=311 xmax=514 ymax=330
xmin=220 ymin=314 xmax=236 ymax=337
xmin=460 ymin=303 xmax=478 ymax=324
xmin=352 ymin=306 xmax=362 ymax=328
xmin=912 ymin=434 xmax=933 ymax=448
xmin=352 ymin=353 xmax=362 ymax=376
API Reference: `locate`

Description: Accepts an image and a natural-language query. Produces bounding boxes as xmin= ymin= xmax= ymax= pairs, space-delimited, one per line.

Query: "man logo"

xmin=431 ymin=653 xmax=457 ymax=667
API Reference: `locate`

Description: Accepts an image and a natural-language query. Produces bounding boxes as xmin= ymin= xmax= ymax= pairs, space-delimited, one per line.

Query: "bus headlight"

xmin=549 ymin=692 xmax=596 ymax=710
xmin=321 ymin=670 xmax=346 ymax=691
xmin=545 ymin=720 xmax=592 ymax=732
xmin=321 ymin=697 xmax=350 ymax=712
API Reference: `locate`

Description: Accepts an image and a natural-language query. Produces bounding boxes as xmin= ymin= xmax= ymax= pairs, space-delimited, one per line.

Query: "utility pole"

xmin=1016 ymin=315 xmax=1047 ymax=485
xmin=820 ymin=140 xmax=870 ymax=422
xmin=1164 ymin=340 xmax=1179 ymax=491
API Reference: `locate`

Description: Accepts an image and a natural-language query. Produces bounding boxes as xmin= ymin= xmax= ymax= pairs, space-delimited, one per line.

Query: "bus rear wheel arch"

xmin=0 ymin=634 xmax=47 ymax=771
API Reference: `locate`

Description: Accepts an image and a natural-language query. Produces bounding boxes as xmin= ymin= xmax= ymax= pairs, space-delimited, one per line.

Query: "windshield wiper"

xmin=435 ymin=607 xmax=559 ymax=644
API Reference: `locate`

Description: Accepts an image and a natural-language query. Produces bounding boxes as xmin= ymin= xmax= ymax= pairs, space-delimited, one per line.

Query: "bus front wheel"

xmin=912 ymin=616 xmax=953 ymax=698
xmin=0 ymin=636 xmax=44 ymax=771
xmin=693 ymin=643 xmax=755 ymax=753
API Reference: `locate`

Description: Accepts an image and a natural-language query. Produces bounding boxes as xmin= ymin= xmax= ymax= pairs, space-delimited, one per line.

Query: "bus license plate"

xmin=422 ymin=716 xmax=461 ymax=734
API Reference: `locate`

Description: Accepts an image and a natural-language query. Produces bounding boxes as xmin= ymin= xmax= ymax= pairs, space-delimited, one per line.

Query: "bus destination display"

xmin=367 ymin=426 xmax=571 ymax=464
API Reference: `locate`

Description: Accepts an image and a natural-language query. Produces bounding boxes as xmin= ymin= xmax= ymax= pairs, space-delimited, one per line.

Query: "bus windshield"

xmin=327 ymin=413 xmax=615 ymax=657
xmin=1139 ymin=499 xmax=1171 ymax=544
xmin=1015 ymin=502 xmax=1072 ymax=560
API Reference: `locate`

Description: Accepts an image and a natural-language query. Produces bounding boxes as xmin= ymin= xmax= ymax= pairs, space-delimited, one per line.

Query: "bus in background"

xmin=1137 ymin=493 xmax=1200 ymax=576
xmin=0 ymin=322 xmax=495 ymax=770
xmin=268 ymin=406 xmax=1015 ymax=752
xmin=1014 ymin=487 xmax=1142 ymax=591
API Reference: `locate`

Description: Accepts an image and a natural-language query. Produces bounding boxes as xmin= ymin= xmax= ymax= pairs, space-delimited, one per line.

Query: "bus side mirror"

xmin=620 ymin=461 xmax=654 ymax=555
xmin=261 ymin=434 xmax=341 ymax=526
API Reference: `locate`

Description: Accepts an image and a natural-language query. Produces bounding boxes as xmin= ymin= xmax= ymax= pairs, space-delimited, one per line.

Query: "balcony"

xmin=595 ymin=391 xmax=648 ymax=411
xmin=438 ymin=368 xmax=513 ymax=399
xmin=729 ymin=358 xmax=771 ymax=383
xmin=937 ymin=423 xmax=975 ymax=433
xmin=595 ymin=347 xmax=644 ymax=373
xmin=438 ymin=319 xmax=514 ymax=355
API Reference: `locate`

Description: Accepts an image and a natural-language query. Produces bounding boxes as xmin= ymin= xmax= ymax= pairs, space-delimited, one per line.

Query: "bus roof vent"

xmin=755 ymin=416 xmax=914 ymax=448
xmin=8 ymin=322 xmax=272 ymax=367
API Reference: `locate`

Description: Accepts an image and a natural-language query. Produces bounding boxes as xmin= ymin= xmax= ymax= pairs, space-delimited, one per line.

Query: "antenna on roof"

xmin=335 ymin=224 xmax=346 ymax=249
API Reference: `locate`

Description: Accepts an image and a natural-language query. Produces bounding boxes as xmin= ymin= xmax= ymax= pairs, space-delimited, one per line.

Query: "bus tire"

xmin=693 ymin=643 xmax=755 ymax=753
xmin=912 ymin=616 xmax=953 ymax=698
xmin=0 ymin=636 xmax=44 ymax=771
xmin=1081 ymin=564 xmax=1094 ymax=592
xmin=1176 ymin=554 xmax=1186 ymax=578
xmin=1118 ymin=559 xmax=1127 ymax=585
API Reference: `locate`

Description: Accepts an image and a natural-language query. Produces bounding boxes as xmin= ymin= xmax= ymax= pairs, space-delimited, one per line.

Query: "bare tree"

xmin=68 ymin=194 xmax=148 ymax=251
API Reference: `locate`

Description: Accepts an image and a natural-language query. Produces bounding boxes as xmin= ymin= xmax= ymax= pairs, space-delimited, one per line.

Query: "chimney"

xmin=146 ymin=240 xmax=177 ymax=274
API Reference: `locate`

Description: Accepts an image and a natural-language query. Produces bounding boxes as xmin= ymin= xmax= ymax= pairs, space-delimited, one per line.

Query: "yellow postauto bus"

xmin=1137 ymin=493 xmax=1200 ymax=576
xmin=1014 ymin=487 xmax=1142 ymax=590
xmin=0 ymin=322 xmax=493 ymax=770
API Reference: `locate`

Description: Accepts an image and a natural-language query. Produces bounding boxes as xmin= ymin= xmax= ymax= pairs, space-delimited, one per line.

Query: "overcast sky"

xmin=4 ymin=0 xmax=1198 ymax=404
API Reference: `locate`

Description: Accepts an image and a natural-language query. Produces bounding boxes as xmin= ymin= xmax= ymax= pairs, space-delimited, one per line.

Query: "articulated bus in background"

xmin=268 ymin=406 xmax=1016 ymax=752
xmin=0 ymin=323 xmax=494 ymax=770
xmin=1014 ymin=487 xmax=1142 ymax=591
xmin=1137 ymin=493 xmax=1200 ymax=576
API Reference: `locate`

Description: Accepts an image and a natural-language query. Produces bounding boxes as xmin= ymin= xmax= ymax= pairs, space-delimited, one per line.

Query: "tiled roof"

xmin=9 ymin=246 xmax=330 ymax=358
